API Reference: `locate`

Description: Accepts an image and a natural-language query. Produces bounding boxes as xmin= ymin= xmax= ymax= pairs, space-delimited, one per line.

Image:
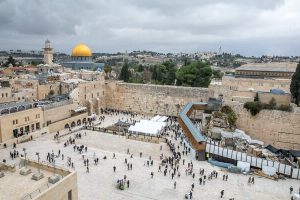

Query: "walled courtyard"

xmin=0 ymin=113 xmax=299 ymax=200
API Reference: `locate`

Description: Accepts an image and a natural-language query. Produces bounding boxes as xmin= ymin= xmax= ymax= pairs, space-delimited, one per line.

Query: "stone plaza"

xmin=0 ymin=113 xmax=299 ymax=200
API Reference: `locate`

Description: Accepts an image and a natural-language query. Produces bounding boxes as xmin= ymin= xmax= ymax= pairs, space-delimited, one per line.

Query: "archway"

xmin=64 ymin=124 xmax=70 ymax=129
xmin=71 ymin=121 xmax=76 ymax=127
xmin=77 ymin=119 xmax=81 ymax=126
xmin=83 ymin=118 xmax=87 ymax=124
xmin=10 ymin=107 xmax=18 ymax=113
xmin=18 ymin=106 xmax=26 ymax=111
xmin=1 ymin=109 xmax=9 ymax=115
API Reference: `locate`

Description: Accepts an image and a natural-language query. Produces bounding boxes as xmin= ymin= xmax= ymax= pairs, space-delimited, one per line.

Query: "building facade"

xmin=0 ymin=104 xmax=44 ymax=142
xmin=235 ymin=63 xmax=297 ymax=78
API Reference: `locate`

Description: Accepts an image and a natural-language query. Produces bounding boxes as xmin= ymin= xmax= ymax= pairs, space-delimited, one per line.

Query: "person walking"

xmin=290 ymin=186 xmax=293 ymax=194
xmin=174 ymin=181 xmax=177 ymax=189
xmin=221 ymin=190 xmax=224 ymax=198
xmin=86 ymin=166 xmax=89 ymax=173
xmin=113 ymin=166 xmax=116 ymax=172
xmin=127 ymin=180 xmax=130 ymax=188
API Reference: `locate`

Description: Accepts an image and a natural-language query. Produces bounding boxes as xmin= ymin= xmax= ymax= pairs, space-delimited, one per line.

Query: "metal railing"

xmin=23 ymin=183 xmax=50 ymax=200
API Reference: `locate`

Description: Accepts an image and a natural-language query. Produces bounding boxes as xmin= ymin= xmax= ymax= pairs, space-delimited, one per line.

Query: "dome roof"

xmin=71 ymin=44 xmax=92 ymax=57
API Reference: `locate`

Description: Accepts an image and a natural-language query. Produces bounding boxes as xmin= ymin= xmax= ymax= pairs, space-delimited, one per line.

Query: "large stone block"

xmin=32 ymin=172 xmax=44 ymax=181
xmin=48 ymin=174 xmax=60 ymax=184
xmin=20 ymin=167 xmax=32 ymax=176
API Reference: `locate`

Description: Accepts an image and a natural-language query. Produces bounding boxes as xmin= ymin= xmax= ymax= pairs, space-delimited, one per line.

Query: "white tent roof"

xmin=128 ymin=119 xmax=166 ymax=135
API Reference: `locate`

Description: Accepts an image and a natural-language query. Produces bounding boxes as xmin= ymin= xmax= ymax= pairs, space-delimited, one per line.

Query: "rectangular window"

xmin=16 ymin=120 xmax=18 ymax=124
xmin=36 ymin=122 xmax=40 ymax=130
xmin=13 ymin=120 xmax=15 ymax=125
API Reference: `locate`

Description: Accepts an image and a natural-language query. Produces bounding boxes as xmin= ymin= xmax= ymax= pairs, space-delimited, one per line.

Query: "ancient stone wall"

xmin=225 ymin=101 xmax=300 ymax=150
xmin=104 ymin=82 xmax=209 ymax=116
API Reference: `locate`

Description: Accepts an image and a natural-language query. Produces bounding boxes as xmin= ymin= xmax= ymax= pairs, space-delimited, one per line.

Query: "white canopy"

xmin=128 ymin=119 xmax=166 ymax=136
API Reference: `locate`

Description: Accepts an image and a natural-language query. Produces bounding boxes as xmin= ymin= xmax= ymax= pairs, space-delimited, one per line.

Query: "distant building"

xmin=38 ymin=40 xmax=62 ymax=75
xmin=63 ymin=44 xmax=104 ymax=71
xmin=235 ymin=62 xmax=297 ymax=78
xmin=43 ymin=39 xmax=53 ymax=65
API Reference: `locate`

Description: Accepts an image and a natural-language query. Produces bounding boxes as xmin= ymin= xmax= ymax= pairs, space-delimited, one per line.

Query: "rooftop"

xmin=0 ymin=159 xmax=72 ymax=200
xmin=236 ymin=62 xmax=297 ymax=72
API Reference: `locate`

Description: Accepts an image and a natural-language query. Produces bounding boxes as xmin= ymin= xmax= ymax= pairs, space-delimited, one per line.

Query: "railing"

xmin=40 ymin=99 xmax=73 ymax=111
xmin=22 ymin=183 xmax=51 ymax=200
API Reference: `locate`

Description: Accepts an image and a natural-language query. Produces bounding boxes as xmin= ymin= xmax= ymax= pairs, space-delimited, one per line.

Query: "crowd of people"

xmin=2 ymin=109 xmax=299 ymax=200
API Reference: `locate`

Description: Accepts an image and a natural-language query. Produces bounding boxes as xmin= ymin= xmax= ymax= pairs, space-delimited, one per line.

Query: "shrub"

xmin=244 ymin=102 xmax=262 ymax=116
xmin=227 ymin=111 xmax=237 ymax=128
xmin=254 ymin=92 xmax=259 ymax=102
xmin=277 ymin=105 xmax=292 ymax=112
xmin=221 ymin=105 xmax=233 ymax=114
xmin=269 ymin=97 xmax=277 ymax=109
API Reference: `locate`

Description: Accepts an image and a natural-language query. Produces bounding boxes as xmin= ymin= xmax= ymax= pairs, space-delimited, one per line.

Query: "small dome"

xmin=71 ymin=44 xmax=92 ymax=57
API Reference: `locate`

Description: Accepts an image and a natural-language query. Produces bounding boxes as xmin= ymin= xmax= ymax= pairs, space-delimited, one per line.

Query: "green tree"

xmin=290 ymin=62 xmax=300 ymax=105
xmin=103 ymin=64 xmax=112 ymax=74
xmin=212 ymin=69 xmax=223 ymax=79
xmin=137 ymin=64 xmax=144 ymax=72
xmin=119 ymin=62 xmax=131 ymax=82
xmin=176 ymin=61 xmax=212 ymax=87
xmin=244 ymin=102 xmax=263 ymax=116
xmin=269 ymin=97 xmax=277 ymax=109
xmin=3 ymin=56 xmax=16 ymax=67
xmin=166 ymin=62 xmax=176 ymax=85
xmin=227 ymin=111 xmax=237 ymax=128
xmin=221 ymin=105 xmax=233 ymax=114
xmin=254 ymin=92 xmax=259 ymax=102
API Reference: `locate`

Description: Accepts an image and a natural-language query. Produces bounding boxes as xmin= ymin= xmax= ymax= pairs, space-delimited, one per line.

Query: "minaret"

xmin=43 ymin=39 xmax=53 ymax=65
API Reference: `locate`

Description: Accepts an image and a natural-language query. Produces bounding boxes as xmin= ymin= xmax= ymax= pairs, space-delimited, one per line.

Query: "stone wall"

xmin=104 ymin=82 xmax=209 ymax=116
xmin=225 ymin=101 xmax=300 ymax=150
xmin=43 ymin=102 xmax=78 ymax=125
xmin=37 ymin=83 xmax=61 ymax=100
xmin=258 ymin=92 xmax=291 ymax=106
xmin=48 ymin=112 xmax=88 ymax=133
xmin=221 ymin=75 xmax=291 ymax=93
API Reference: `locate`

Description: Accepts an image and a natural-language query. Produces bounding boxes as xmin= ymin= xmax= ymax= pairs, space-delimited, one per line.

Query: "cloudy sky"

xmin=0 ymin=0 xmax=300 ymax=56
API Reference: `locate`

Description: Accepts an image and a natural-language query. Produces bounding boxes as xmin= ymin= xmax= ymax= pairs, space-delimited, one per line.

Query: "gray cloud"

xmin=0 ymin=0 xmax=299 ymax=56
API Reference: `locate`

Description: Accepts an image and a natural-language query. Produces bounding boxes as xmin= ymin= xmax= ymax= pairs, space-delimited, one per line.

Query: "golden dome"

xmin=71 ymin=44 xmax=92 ymax=57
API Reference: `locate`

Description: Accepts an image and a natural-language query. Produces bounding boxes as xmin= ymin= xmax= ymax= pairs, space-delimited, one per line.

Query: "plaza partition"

xmin=205 ymin=140 xmax=300 ymax=180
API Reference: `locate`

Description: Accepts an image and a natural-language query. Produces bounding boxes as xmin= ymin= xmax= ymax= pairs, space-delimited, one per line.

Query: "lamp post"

xmin=36 ymin=152 xmax=40 ymax=174
xmin=52 ymin=153 xmax=56 ymax=176
xmin=23 ymin=148 xmax=27 ymax=168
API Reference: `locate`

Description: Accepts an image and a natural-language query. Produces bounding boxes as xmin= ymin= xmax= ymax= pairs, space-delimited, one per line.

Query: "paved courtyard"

xmin=0 ymin=114 xmax=299 ymax=200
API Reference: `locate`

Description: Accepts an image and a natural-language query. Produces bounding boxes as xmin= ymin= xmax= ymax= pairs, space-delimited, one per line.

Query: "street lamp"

xmin=52 ymin=153 xmax=56 ymax=176
xmin=36 ymin=152 xmax=40 ymax=174
xmin=23 ymin=148 xmax=27 ymax=168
